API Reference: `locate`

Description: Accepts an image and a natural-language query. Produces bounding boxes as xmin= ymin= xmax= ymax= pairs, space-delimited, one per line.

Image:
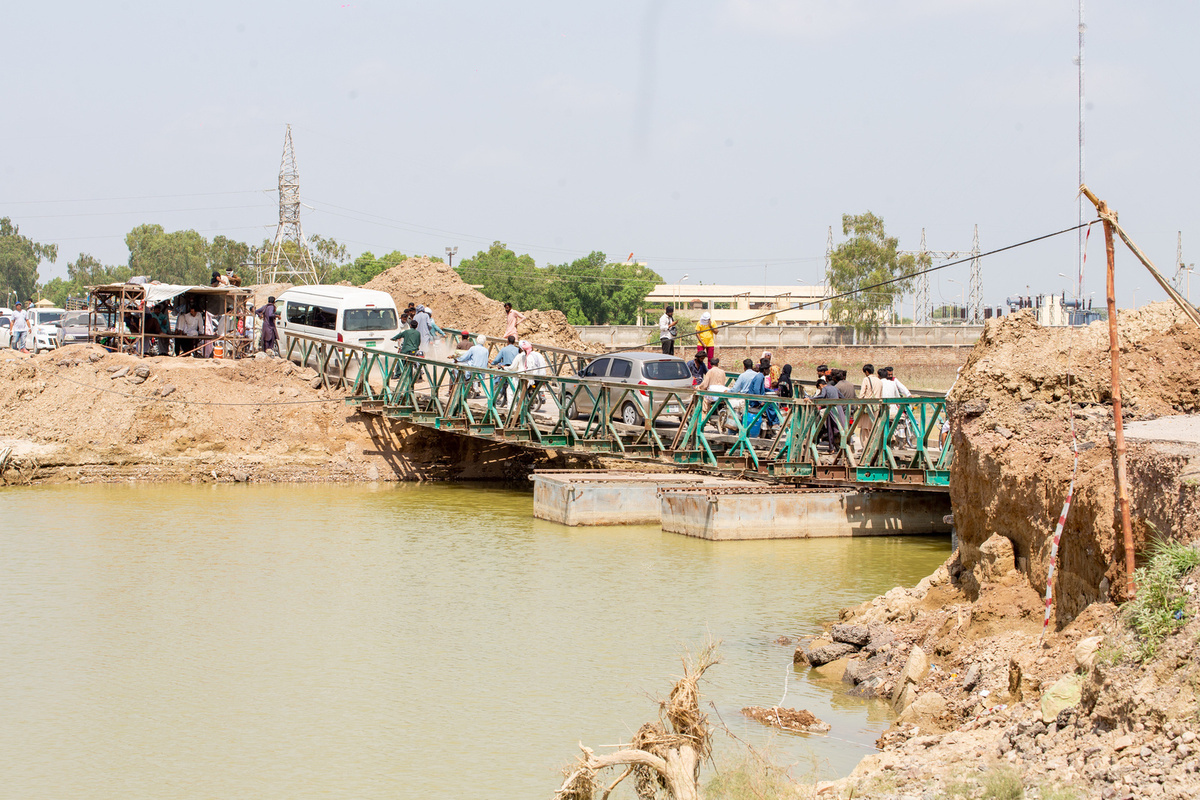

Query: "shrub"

xmin=1124 ymin=539 xmax=1200 ymax=661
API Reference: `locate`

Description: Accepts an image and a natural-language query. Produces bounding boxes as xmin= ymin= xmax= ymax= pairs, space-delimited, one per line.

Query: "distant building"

xmin=643 ymin=283 xmax=827 ymax=325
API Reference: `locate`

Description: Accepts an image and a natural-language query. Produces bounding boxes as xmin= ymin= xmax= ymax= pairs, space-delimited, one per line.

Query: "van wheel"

xmin=620 ymin=402 xmax=643 ymax=427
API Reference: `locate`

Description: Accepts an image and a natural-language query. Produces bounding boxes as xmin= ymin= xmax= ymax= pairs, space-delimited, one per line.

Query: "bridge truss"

xmin=287 ymin=331 xmax=952 ymax=491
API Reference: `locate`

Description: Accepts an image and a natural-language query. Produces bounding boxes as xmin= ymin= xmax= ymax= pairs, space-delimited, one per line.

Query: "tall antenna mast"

xmin=968 ymin=224 xmax=983 ymax=322
xmin=1076 ymin=1 xmax=1086 ymax=298
xmin=268 ymin=124 xmax=319 ymax=285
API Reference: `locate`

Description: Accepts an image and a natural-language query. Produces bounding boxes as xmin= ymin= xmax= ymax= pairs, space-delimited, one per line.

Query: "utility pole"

xmin=445 ymin=246 xmax=458 ymax=268
xmin=968 ymin=224 xmax=983 ymax=323
xmin=267 ymin=124 xmax=320 ymax=285
xmin=823 ymin=226 xmax=833 ymax=324
xmin=1175 ymin=231 xmax=1186 ymax=291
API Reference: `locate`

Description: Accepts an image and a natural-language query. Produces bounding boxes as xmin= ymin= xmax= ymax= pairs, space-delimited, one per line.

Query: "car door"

xmin=604 ymin=358 xmax=637 ymax=415
xmin=572 ymin=357 xmax=610 ymax=415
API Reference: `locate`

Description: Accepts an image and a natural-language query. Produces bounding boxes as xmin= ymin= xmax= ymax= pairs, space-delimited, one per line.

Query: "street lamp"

xmin=947 ymin=278 xmax=965 ymax=322
xmin=445 ymin=246 xmax=458 ymax=267
xmin=674 ymin=274 xmax=689 ymax=310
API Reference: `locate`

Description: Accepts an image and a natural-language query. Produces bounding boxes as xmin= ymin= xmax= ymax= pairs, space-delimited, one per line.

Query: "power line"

xmin=600 ymin=221 xmax=1094 ymax=355
xmin=12 ymin=204 xmax=274 ymax=220
xmin=0 ymin=189 xmax=271 ymax=205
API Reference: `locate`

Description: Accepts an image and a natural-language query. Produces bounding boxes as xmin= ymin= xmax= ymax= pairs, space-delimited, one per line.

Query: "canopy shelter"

xmin=88 ymin=282 xmax=254 ymax=358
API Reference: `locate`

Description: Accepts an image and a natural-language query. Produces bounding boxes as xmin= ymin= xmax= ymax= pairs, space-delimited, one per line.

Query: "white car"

xmin=7 ymin=308 xmax=67 ymax=353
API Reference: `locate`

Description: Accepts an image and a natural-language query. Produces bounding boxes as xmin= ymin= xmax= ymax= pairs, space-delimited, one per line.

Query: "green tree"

xmin=0 ymin=217 xmax=58 ymax=304
xmin=208 ymin=235 xmax=251 ymax=277
xmin=126 ymin=224 xmax=209 ymax=284
xmin=826 ymin=212 xmax=923 ymax=339
xmin=547 ymin=252 xmax=660 ymax=325
xmin=456 ymin=241 xmax=548 ymax=311
xmin=309 ymin=234 xmax=350 ymax=282
xmin=40 ymin=253 xmax=133 ymax=306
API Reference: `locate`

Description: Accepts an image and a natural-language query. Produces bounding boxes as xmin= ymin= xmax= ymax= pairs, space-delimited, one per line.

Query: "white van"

xmin=276 ymin=286 xmax=400 ymax=359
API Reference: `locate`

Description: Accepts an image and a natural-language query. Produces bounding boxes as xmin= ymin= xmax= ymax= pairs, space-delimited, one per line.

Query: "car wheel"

xmin=564 ymin=396 xmax=580 ymax=420
xmin=621 ymin=401 xmax=643 ymax=427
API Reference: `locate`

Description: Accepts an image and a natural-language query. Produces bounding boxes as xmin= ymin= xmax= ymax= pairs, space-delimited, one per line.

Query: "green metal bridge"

xmin=286 ymin=330 xmax=952 ymax=491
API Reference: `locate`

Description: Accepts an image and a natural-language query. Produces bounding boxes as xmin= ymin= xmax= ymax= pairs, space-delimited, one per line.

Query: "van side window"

xmin=311 ymin=305 xmax=337 ymax=330
xmin=286 ymin=303 xmax=308 ymax=325
xmin=609 ymin=359 xmax=632 ymax=379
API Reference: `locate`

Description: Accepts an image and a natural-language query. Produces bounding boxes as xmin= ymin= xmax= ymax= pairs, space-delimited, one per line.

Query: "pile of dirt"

xmin=807 ymin=550 xmax=1200 ymax=799
xmin=364 ymin=257 xmax=600 ymax=351
xmin=0 ymin=345 xmax=592 ymax=484
xmin=948 ymin=303 xmax=1200 ymax=623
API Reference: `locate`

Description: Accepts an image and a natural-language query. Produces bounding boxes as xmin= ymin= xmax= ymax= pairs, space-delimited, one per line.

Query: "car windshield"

xmin=343 ymin=308 xmax=398 ymax=332
xmin=64 ymin=312 xmax=89 ymax=326
xmin=641 ymin=360 xmax=691 ymax=381
xmin=36 ymin=311 xmax=64 ymax=324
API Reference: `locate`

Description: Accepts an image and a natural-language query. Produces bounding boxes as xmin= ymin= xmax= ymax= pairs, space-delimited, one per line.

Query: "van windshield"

xmin=343 ymin=308 xmax=398 ymax=332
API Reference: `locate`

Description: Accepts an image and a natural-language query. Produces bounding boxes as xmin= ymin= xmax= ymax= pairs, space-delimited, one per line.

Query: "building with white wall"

xmin=643 ymin=283 xmax=827 ymax=325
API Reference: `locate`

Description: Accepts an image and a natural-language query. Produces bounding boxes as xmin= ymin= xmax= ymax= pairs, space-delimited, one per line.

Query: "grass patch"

xmin=979 ymin=767 xmax=1023 ymax=800
xmin=705 ymin=749 xmax=803 ymax=800
xmin=1124 ymin=539 xmax=1200 ymax=661
xmin=1038 ymin=784 xmax=1080 ymax=800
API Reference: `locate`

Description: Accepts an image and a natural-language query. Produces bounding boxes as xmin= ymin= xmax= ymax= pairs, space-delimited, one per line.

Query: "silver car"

xmin=566 ymin=351 xmax=694 ymax=426
xmin=57 ymin=311 xmax=90 ymax=347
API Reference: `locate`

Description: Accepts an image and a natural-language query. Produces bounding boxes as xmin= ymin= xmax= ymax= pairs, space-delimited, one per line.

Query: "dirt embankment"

xmin=364 ymin=257 xmax=601 ymax=351
xmin=777 ymin=303 xmax=1200 ymax=798
xmin=801 ymin=544 xmax=1200 ymax=799
xmin=0 ymin=345 xmax=595 ymax=485
xmin=949 ymin=303 xmax=1200 ymax=622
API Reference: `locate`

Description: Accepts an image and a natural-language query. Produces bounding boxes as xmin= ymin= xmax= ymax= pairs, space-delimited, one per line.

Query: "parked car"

xmin=565 ymin=351 xmax=694 ymax=426
xmin=0 ymin=307 xmax=65 ymax=352
xmin=56 ymin=311 xmax=91 ymax=347
xmin=27 ymin=307 xmax=67 ymax=354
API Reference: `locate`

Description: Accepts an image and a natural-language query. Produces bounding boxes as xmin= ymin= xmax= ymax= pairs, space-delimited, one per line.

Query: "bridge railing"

xmin=277 ymin=330 xmax=951 ymax=488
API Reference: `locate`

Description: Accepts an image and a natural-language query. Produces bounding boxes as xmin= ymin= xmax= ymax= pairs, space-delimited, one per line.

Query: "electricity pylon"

xmin=267 ymin=124 xmax=319 ymax=285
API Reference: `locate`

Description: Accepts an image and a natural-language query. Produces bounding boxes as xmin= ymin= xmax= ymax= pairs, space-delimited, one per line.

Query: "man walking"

xmin=659 ymin=305 xmax=677 ymax=355
xmin=10 ymin=302 xmax=29 ymax=352
xmin=490 ymin=335 xmax=520 ymax=404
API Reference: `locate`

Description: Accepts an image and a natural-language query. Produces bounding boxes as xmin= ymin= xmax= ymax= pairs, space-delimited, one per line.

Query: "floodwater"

xmin=0 ymin=483 xmax=949 ymax=798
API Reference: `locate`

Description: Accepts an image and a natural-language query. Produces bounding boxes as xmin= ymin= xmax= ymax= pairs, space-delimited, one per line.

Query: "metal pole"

xmin=1101 ymin=212 xmax=1136 ymax=598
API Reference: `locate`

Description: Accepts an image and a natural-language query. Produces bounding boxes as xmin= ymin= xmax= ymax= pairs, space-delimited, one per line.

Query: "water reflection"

xmin=0 ymin=483 xmax=948 ymax=798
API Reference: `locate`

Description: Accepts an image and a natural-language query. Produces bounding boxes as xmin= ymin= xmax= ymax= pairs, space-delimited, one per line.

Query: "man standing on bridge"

xmin=503 ymin=302 xmax=526 ymax=340
xmin=659 ymin=306 xmax=677 ymax=355
xmin=491 ymin=335 xmax=519 ymax=405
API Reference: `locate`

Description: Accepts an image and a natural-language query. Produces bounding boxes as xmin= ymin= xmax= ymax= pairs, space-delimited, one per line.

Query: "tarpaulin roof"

xmin=91 ymin=283 xmax=250 ymax=305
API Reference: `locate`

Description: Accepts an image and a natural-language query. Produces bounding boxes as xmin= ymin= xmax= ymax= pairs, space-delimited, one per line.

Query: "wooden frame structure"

xmin=88 ymin=283 xmax=254 ymax=358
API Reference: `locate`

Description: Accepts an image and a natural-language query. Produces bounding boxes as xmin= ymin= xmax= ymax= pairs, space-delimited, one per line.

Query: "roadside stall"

xmin=88 ymin=282 xmax=254 ymax=358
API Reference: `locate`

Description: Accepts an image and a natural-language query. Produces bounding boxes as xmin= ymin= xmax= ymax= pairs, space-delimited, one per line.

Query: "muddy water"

xmin=0 ymin=484 xmax=949 ymax=798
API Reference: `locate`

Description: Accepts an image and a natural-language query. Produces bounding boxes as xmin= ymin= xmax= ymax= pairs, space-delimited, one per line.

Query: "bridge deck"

xmin=286 ymin=331 xmax=952 ymax=492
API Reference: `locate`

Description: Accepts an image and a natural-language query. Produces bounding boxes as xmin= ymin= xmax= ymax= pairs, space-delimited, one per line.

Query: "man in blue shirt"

xmin=456 ymin=334 xmax=490 ymax=398
xmin=729 ymin=359 xmax=759 ymax=394
xmin=490 ymin=335 xmax=520 ymax=404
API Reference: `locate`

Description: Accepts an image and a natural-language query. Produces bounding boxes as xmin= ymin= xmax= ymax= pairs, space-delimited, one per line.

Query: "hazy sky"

xmin=4 ymin=1 xmax=1198 ymax=310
